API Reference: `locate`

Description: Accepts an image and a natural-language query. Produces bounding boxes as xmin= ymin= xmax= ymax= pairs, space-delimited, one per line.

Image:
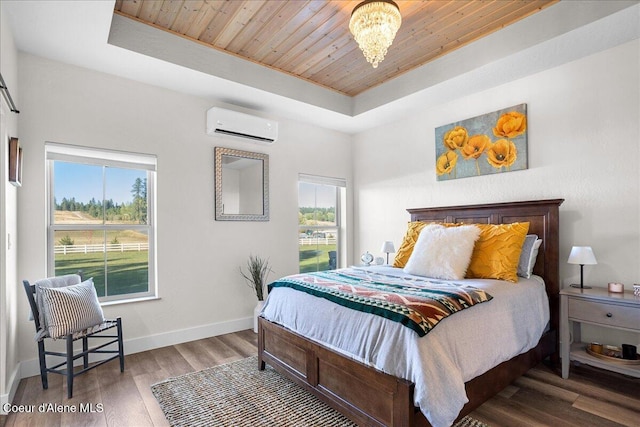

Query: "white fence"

xmin=57 ymin=240 xmax=330 ymax=253
xmin=298 ymin=237 xmax=337 ymax=246
xmin=54 ymin=243 xmax=149 ymax=255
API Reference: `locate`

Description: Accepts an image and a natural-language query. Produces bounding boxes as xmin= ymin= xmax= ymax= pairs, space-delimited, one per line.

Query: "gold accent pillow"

xmin=466 ymin=222 xmax=530 ymax=282
xmin=393 ymin=221 xmax=428 ymax=268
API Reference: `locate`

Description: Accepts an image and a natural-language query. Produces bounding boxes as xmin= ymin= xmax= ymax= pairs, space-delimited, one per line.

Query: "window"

xmin=298 ymin=174 xmax=346 ymax=273
xmin=46 ymin=143 xmax=157 ymax=303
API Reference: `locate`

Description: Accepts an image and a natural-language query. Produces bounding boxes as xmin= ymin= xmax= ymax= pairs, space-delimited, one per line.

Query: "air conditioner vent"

xmin=206 ymin=107 xmax=278 ymax=144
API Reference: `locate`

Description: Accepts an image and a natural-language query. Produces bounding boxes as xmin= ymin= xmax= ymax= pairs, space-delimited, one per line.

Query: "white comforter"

xmin=261 ymin=266 xmax=549 ymax=427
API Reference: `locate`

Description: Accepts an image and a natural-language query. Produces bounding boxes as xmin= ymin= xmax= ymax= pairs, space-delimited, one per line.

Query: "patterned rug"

xmin=151 ymin=356 xmax=488 ymax=427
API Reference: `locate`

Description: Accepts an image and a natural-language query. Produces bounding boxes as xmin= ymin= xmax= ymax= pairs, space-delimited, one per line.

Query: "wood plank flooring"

xmin=2 ymin=330 xmax=638 ymax=427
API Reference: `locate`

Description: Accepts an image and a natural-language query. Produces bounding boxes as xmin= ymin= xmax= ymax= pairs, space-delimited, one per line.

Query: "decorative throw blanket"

xmin=268 ymin=268 xmax=492 ymax=337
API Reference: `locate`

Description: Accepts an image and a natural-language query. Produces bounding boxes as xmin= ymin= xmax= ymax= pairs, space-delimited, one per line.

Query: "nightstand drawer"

xmin=568 ymin=298 xmax=640 ymax=330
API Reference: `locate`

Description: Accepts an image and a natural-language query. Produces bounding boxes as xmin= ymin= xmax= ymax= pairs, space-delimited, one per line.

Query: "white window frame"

xmin=45 ymin=142 xmax=157 ymax=304
xmin=298 ymin=174 xmax=346 ymax=272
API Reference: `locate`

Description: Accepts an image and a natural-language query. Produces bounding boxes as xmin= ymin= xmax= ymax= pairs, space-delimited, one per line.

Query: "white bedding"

xmin=261 ymin=266 xmax=550 ymax=427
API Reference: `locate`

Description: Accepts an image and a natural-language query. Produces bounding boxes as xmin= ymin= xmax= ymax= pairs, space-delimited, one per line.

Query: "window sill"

xmin=100 ymin=295 xmax=161 ymax=307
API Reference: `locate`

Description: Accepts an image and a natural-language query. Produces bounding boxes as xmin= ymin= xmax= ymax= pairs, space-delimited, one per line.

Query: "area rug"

xmin=151 ymin=356 xmax=488 ymax=427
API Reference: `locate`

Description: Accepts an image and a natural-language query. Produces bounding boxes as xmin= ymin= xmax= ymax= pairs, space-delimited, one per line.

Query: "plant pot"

xmin=253 ymin=301 xmax=265 ymax=333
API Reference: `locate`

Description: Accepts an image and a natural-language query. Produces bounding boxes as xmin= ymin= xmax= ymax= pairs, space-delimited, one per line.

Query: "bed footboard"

xmin=258 ymin=316 xmax=416 ymax=427
xmin=259 ymin=316 xmax=555 ymax=427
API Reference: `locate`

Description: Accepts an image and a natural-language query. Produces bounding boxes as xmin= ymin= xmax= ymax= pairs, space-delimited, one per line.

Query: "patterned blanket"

xmin=268 ymin=268 xmax=493 ymax=337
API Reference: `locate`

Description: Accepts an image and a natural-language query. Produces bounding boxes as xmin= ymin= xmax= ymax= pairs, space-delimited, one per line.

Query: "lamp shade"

xmin=381 ymin=241 xmax=395 ymax=254
xmin=567 ymin=246 xmax=597 ymax=265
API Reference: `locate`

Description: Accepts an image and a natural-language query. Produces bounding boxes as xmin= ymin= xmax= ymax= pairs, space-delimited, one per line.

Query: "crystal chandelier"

xmin=349 ymin=0 xmax=402 ymax=68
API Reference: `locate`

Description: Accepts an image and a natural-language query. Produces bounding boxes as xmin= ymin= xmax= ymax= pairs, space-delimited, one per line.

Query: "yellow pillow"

xmin=393 ymin=222 xmax=428 ymax=268
xmin=393 ymin=221 xmax=460 ymax=268
xmin=466 ymin=222 xmax=530 ymax=282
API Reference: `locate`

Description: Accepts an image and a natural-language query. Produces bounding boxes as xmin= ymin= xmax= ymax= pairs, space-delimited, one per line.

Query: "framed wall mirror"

xmin=214 ymin=147 xmax=269 ymax=221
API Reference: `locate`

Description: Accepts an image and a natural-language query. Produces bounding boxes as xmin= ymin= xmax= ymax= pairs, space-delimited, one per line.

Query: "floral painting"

xmin=435 ymin=104 xmax=528 ymax=180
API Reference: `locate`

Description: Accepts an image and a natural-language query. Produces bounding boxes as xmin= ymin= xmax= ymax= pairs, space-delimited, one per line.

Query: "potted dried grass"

xmin=240 ymin=255 xmax=272 ymax=332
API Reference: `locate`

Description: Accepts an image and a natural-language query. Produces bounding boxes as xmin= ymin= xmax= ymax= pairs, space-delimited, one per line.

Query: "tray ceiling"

xmin=114 ymin=0 xmax=558 ymax=97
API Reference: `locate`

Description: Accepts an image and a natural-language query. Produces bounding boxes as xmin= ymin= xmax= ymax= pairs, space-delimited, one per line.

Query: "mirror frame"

xmin=214 ymin=146 xmax=269 ymax=221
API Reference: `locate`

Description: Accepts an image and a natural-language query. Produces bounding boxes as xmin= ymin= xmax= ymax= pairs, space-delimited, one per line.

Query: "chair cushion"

xmin=37 ymin=278 xmax=105 ymax=340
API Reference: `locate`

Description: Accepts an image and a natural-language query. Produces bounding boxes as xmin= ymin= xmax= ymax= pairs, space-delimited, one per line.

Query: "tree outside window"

xmin=47 ymin=144 xmax=156 ymax=302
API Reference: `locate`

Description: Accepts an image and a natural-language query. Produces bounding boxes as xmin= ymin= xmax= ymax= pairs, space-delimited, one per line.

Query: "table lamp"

xmin=567 ymin=246 xmax=597 ymax=289
xmin=380 ymin=241 xmax=395 ymax=265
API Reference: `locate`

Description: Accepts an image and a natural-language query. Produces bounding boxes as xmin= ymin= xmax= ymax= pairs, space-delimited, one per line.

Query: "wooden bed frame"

xmin=258 ymin=199 xmax=564 ymax=427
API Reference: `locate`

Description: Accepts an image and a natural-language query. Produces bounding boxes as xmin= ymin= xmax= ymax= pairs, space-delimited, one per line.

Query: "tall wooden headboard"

xmin=407 ymin=199 xmax=564 ymax=349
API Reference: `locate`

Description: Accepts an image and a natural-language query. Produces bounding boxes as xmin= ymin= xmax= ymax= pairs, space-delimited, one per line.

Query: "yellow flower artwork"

xmin=435 ymin=104 xmax=528 ymax=180
xmin=436 ymin=151 xmax=459 ymax=176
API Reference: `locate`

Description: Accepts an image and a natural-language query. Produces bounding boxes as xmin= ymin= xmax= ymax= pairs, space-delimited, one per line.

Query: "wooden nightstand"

xmin=560 ymin=287 xmax=640 ymax=379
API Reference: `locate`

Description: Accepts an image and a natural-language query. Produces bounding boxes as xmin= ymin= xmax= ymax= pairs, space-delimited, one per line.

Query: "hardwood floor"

xmin=2 ymin=330 xmax=638 ymax=427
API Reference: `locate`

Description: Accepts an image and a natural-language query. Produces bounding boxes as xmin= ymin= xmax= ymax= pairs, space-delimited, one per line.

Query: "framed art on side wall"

xmin=8 ymin=137 xmax=22 ymax=186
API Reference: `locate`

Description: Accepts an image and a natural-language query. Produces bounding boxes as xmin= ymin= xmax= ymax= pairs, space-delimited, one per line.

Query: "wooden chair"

xmin=23 ymin=275 xmax=124 ymax=398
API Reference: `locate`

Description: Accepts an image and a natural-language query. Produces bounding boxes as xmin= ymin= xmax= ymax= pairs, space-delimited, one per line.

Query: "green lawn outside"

xmin=57 ymin=243 xmax=332 ymax=295
xmin=299 ymin=243 xmax=336 ymax=273
xmin=55 ymin=251 xmax=149 ymax=297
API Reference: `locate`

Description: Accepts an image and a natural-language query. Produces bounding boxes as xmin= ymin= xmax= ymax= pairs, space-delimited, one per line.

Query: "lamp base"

xmin=570 ymin=284 xmax=592 ymax=289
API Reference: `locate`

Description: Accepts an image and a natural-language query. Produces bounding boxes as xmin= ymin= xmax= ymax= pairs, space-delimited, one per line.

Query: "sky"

xmin=54 ymin=162 xmax=145 ymax=205
xmin=56 ymin=162 xmax=331 ymax=207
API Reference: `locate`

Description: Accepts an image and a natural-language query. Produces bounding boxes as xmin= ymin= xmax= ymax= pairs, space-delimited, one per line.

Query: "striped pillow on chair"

xmin=37 ymin=278 xmax=105 ymax=340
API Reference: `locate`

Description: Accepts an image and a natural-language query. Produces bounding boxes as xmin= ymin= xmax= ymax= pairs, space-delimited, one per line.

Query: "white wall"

xmin=353 ymin=40 xmax=639 ymax=346
xmin=15 ymin=54 xmax=352 ymax=375
xmin=0 ymin=2 xmax=21 ymax=411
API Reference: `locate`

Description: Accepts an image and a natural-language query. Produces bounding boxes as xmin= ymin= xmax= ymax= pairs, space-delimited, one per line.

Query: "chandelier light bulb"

xmin=349 ymin=0 xmax=402 ymax=68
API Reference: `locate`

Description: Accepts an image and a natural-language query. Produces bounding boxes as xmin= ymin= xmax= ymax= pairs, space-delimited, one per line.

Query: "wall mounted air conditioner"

xmin=206 ymin=107 xmax=278 ymax=144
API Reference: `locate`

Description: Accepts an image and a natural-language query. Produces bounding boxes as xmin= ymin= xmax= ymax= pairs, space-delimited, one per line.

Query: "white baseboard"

xmin=0 ymin=364 xmax=21 ymax=415
xmin=18 ymin=316 xmax=253 ymax=383
xmin=125 ymin=316 xmax=253 ymax=354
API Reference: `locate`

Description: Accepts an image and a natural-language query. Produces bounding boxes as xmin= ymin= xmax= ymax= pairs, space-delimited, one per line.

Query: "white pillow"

xmin=37 ymin=278 xmax=105 ymax=340
xmin=517 ymin=236 xmax=543 ymax=279
xmin=403 ymin=224 xmax=481 ymax=280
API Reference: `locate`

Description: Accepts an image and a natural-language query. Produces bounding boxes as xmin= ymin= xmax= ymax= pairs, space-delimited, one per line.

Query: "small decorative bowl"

xmin=590 ymin=342 xmax=603 ymax=354
xmin=608 ymin=282 xmax=624 ymax=293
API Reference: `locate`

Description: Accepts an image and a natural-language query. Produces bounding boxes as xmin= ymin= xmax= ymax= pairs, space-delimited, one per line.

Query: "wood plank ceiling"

xmin=114 ymin=0 xmax=558 ymax=97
